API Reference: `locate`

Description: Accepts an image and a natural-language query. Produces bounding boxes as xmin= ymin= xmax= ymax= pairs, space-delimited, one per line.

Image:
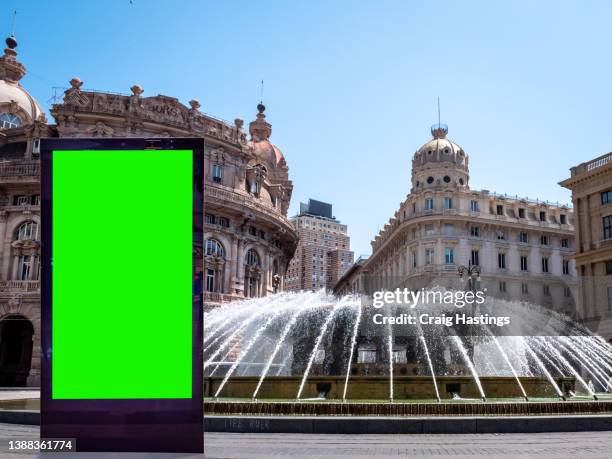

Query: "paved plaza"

xmin=0 ymin=423 xmax=610 ymax=458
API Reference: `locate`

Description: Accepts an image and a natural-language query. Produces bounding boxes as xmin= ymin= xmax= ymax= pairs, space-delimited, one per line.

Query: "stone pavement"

xmin=0 ymin=423 xmax=610 ymax=458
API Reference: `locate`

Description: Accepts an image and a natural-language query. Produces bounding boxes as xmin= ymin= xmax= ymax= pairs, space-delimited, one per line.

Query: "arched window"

xmin=14 ymin=221 xmax=39 ymax=241
xmin=205 ymin=239 xmax=224 ymax=257
xmin=251 ymin=180 xmax=260 ymax=196
xmin=245 ymin=249 xmax=260 ymax=267
xmin=0 ymin=113 xmax=22 ymax=129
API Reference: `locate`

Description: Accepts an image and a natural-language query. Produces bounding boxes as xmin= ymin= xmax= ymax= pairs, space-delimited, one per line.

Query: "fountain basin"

xmin=206 ymin=375 xmax=576 ymax=400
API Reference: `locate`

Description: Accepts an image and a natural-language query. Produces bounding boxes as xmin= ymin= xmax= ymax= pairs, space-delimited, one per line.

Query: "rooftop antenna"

xmin=10 ymin=10 xmax=16 ymax=36
xmin=437 ymin=96 xmax=441 ymax=127
xmin=259 ymin=79 xmax=264 ymax=104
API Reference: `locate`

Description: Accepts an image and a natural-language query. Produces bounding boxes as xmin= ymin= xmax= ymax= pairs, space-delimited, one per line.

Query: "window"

xmin=425 ymin=248 xmax=434 ymax=265
xmin=358 ymin=348 xmax=377 ymax=364
xmin=496 ymin=204 xmax=504 ymax=215
xmin=218 ymin=217 xmax=230 ymax=228
xmin=392 ymin=349 xmax=407 ymax=363
xmin=539 ymin=211 xmax=546 ymax=221
xmin=411 ymin=250 xmax=417 ymax=268
xmin=442 ymin=223 xmax=454 ymax=235
xmin=15 ymin=221 xmax=39 ymax=241
xmin=496 ymin=230 xmax=506 ymax=240
xmin=518 ymin=208 xmax=525 ymax=219
xmin=540 ymin=235 xmax=549 ymax=246
xmin=205 ymin=239 xmax=225 ymax=257
xmin=561 ymin=238 xmax=569 ymax=248
xmin=0 ymin=112 xmax=22 ymax=129
xmin=212 ymin=164 xmax=222 ymax=183
xmin=443 ymin=175 xmax=451 ymax=183
xmin=32 ymin=195 xmax=40 ymax=205
xmin=520 ymin=255 xmax=528 ymax=271
xmin=471 ymin=250 xmax=479 ymax=266
xmin=249 ymin=226 xmax=257 ymax=236
xmin=562 ymin=260 xmax=570 ymax=275
xmin=606 ymin=260 xmax=612 ymax=275
xmin=560 ymin=214 xmax=567 ymax=225
xmin=246 ymin=249 xmax=260 ymax=266
xmin=543 ymin=284 xmax=551 ymax=296
xmin=519 ymin=232 xmax=528 ymax=243
xmin=444 ymin=247 xmax=454 ymax=264
xmin=521 ymin=283 xmax=529 ymax=294
xmin=424 ymin=224 xmax=434 ymax=236
xmin=604 ymin=216 xmax=612 ymax=240
xmin=602 ymin=190 xmax=612 ymax=205
xmin=470 ymin=226 xmax=480 ymax=237
xmin=251 ymin=180 xmax=260 ymax=196
xmin=470 ymin=200 xmax=479 ymax=212
xmin=498 ymin=253 xmax=506 ymax=269
xmin=205 ymin=213 xmax=215 ymax=224
xmin=259 ymin=230 xmax=265 ymax=239
xmin=444 ymin=197 xmax=452 ymax=209
xmin=427 ymin=176 xmax=434 ymax=184
xmin=206 ymin=268 xmax=215 ymax=293
xmin=425 ymin=198 xmax=433 ymax=210
xmin=542 ymin=257 xmax=549 ymax=273
xmin=14 ymin=195 xmax=29 ymax=206
xmin=564 ymin=286 xmax=571 ymax=298
xmin=17 ymin=255 xmax=33 ymax=281
xmin=499 ymin=281 xmax=506 ymax=293
xmin=608 ymin=287 xmax=612 ymax=312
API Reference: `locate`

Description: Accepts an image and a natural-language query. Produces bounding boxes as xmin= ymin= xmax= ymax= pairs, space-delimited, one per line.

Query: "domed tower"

xmin=249 ymin=102 xmax=287 ymax=169
xmin=248 ymin=102 xmax=292 ymax=215
xmin=0 ymin=34 xmax=46 ymax=128
xmin=411 ymin=123 xmax=469 ymax=193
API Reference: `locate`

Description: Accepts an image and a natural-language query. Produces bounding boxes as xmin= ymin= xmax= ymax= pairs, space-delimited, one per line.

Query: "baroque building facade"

xmin=561 ymin=153 xmax=612 ymax=341
xmin=336 ymin=123 xmax=577 ymax=311
xmin=285 ymin=199 xmax=354 ymax=292
xmin=0 ymin=35 xmax=297 ymax=385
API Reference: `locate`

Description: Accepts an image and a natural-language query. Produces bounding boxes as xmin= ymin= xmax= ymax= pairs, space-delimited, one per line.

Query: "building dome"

xmin=0 ymin=79 xmax=45 ymax=127
xmin=413 ymin=123 xmax=466 ymax=167
xmin=0 ymin=35 xmax=46 ymax=128
xmin=411 ymin=123 xmax=469 ymax=192
xmin=249 ymin=102 xmax=286 ymax=169
xmin=252 ymin=139 xmax=286 ymax=167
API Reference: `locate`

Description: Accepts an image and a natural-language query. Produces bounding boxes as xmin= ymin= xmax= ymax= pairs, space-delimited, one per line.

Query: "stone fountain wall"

xmin=205 ymin=376 xmax=575 ymax=400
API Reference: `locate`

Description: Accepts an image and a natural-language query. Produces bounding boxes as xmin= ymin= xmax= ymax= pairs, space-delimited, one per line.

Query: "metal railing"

xmin=0 ymin=162 xmax=40 ymax=177
xmin=0 ymin=280 xmax=40 ymax=292
xmin=203 ymin=292 xmax=242 ymax=304
xmin=205 ymin=185 xmax=293 ymax=228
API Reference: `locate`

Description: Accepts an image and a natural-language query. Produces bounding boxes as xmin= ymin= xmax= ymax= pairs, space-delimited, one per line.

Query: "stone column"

xmin=11 ymin=252 xmax=20 ymax=280
xmin=26 ymin=322 xmax=41 ymax=387
xmin=584 ymin=195 xmax=592 ymax=251
xmin=0 ymin=213 xmax=8 ymax=279
xmin=236 ymin=240 xmax=245 ymax=295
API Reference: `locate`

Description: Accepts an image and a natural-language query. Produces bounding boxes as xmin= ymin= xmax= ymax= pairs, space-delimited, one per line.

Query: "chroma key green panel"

xmin=51 ymin=149 xmax=193 ymax=399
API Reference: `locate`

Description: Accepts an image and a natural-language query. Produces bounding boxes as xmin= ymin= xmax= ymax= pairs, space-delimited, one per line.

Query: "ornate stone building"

xmin=560 ymin=153 xmax=612 ymax=341
xmin=335 ymin=123 xmax=577 ymax=311
xmin=0 ymin=35 xmax=297 ymax=385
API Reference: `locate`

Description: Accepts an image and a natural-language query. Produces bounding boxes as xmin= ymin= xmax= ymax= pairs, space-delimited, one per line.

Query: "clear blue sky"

xmin=7 ymin=0 xmax=612 ymax=256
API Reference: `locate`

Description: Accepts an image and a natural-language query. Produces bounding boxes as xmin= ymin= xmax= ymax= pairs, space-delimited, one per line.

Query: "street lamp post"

xmin=457 ymin=261 xmax=486 ymax=402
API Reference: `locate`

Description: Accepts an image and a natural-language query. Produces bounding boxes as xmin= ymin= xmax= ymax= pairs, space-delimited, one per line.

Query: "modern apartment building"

xmin=286 ymin=199 xmax=354 ymax=292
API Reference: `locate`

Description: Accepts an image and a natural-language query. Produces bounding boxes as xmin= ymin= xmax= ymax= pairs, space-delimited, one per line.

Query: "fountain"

xmin=204 ymin=289 xmax=612 ymax=414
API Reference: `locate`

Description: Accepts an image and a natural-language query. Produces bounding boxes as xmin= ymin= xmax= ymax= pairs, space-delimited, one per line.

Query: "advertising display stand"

xmin=40 ymin=138 xmax=204 ymax=453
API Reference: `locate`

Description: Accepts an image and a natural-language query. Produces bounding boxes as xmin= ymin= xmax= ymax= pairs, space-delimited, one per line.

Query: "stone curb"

xmin=205 ymin=414 xmax=612 ymax=434
xmin=0 ymin=410 xmax=39 ymax=425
